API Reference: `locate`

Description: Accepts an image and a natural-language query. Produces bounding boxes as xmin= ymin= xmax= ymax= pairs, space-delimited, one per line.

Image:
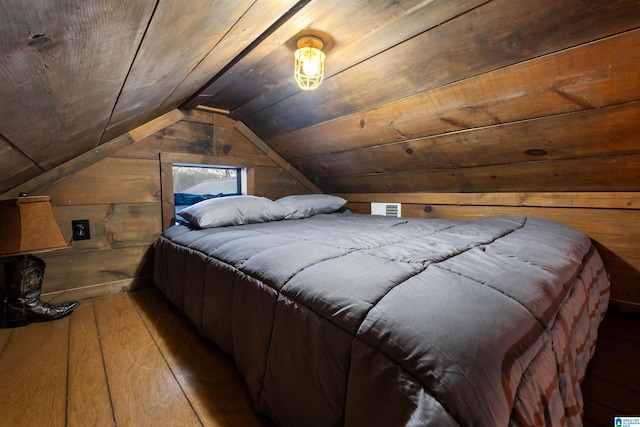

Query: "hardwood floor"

xmin=0 ymin=287 xmax=637 ymax=426
xmin=0 ymin=287 xmax=273 ymax=427
xmin=581 ymin=309 xmax=640 ymax=426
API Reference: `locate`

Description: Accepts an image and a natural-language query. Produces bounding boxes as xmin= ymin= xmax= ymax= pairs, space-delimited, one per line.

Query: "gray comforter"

xmin=153 ymin=214 xmax=610 ymax=426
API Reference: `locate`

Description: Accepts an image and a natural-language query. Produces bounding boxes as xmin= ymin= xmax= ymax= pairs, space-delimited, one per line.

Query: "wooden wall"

xmin=272 ymin=28 xmax=640 ymax=196
xmin=342 ymin=192 xmax=640 ymax=309
xmin=1 ymin=110 xmax=637 ymax=310
xmin=0 ymin=111 xmax=310 ymax=303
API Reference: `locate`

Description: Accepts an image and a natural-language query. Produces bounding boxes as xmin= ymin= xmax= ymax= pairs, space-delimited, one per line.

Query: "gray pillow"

xmin=276 ymin=194 xmax=347 ymax=219
xmin=178 ymin=195 xmax=289 ymax=228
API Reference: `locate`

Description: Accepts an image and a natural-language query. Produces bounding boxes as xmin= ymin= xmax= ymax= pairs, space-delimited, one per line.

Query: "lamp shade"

xmin=0 ymin=196 xmax=69 ymax=257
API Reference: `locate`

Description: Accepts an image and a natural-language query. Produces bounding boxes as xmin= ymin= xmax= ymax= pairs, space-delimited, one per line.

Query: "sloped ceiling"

xmin=0 ymin=0 xmax=302 ymax=194
xmin=1 ymin=0 xmax=639 ymax=196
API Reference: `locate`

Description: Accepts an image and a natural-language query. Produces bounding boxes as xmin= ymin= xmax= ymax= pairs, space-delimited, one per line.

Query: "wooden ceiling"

xmin=1 ymin=0 xmax=639 ymax=196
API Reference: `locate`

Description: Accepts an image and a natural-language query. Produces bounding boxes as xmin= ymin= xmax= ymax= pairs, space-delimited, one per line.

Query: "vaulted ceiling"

xmin=1 ymin=0 xmax=639 ymax=196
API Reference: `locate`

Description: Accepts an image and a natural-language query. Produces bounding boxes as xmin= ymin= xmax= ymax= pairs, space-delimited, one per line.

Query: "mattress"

xmin=153 ymin=213 xmax=610 ymax=426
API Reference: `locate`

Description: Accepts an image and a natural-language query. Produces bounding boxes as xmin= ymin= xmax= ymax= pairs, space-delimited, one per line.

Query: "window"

xmin=159 ymin=153 xmax=256 ymax=230
xmin=172 ymin=164 xmax=246 ymax=225
xmin=173 ymin=163 xmax=243 ymax=196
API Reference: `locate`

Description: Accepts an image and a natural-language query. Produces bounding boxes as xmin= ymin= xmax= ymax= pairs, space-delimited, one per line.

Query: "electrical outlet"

xmin=72 ymin=219 xmax=91 ymax=241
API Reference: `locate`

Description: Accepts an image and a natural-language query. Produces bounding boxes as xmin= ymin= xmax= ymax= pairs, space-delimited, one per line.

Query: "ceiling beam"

xmin=1 ymin=109 xmax=184 ymax=200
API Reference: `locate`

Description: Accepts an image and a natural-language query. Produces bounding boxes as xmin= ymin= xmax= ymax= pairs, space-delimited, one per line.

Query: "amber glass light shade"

xmin=294 ymin=36 xmax=325 ymax=91
xmin=0 ymin=196 xmax=69 ymax=257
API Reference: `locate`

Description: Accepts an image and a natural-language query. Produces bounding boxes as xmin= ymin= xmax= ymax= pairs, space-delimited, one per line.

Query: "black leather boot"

xmin=5 ymin=256 xmax=79 ymax=328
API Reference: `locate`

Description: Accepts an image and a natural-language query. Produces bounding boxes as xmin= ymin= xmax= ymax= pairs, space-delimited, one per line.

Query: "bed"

xmin=152 ymin=195 xmax=610 ymax=427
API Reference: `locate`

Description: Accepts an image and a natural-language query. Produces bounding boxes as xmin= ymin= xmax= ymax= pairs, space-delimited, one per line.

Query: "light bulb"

xmin=302 ymin=58 xmax=319 ymax=77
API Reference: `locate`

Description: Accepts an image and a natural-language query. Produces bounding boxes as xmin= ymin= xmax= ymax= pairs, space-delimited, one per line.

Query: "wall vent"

xmin=371 ymin=202 xmax=401 ymax=218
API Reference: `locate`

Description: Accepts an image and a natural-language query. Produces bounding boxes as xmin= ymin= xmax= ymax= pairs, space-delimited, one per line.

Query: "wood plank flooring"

xmin=0 ymin=286 xmax=637 ymax=426
xmin=581 ymin=310 xmax=640 ymax=426
xmin=0 ymin=287 xmax=272 ymax=427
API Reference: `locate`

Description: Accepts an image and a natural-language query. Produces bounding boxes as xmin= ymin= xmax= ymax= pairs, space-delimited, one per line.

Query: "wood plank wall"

xmin=280 ymin=29 xmax=640 ymax=195
xmin=340 ymin=192 xmax=640 ymax=309
xmin=1 ymin=110 xmax=637 ymax=309
xmin=0 ymin=111 xmax=309 ymax=303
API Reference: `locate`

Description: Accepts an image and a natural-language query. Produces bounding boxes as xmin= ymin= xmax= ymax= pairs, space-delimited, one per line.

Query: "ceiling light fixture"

xmin=294 ymin=36 xmax=325 ymax=91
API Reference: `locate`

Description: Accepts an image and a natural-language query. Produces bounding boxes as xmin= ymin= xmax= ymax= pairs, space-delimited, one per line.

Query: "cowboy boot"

xmin=5 ymin=256 xmax=79 ymax=328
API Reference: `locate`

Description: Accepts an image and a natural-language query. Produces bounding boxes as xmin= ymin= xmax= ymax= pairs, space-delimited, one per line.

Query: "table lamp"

xmin=0 ymin=194 xmax=79 ymax=328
